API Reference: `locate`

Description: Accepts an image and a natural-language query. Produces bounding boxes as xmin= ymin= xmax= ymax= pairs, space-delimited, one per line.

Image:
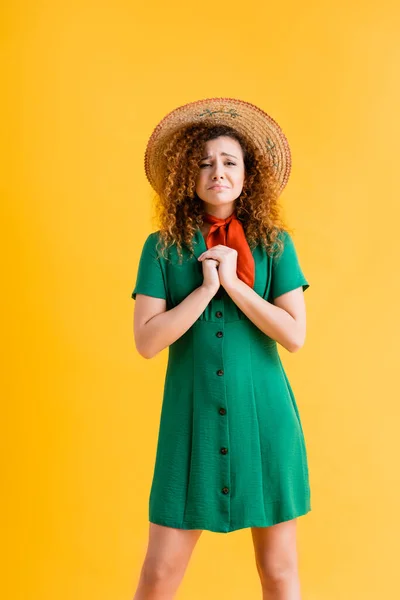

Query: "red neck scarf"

xmin=203 ymin=212 xmax=255 ymax=288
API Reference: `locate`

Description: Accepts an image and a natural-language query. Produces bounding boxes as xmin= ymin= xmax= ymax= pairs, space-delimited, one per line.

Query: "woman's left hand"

xmin=198 ymin=244 xmax=239 ymax=290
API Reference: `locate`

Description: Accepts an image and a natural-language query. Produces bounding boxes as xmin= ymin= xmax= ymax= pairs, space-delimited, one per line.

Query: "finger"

xmin=199 ymin=250 xmax=219 ymax=260
xmin=203 ymin=258 xmax=219 ymax=264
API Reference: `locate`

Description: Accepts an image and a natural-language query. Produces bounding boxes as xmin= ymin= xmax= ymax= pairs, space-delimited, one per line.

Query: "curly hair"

xmin=151 ymin=121 xmax=292 ymax=264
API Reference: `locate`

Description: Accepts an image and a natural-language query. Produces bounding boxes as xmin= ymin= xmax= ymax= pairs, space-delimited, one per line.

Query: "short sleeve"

xmin=131 ymin=232 xmax=167 ymax=300
xmin=270 ymin=231 xmax=310 ymax=300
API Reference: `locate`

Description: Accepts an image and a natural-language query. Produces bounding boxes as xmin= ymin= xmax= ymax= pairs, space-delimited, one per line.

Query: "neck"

xmin=201 ymin=202 xmax=236 ymax=220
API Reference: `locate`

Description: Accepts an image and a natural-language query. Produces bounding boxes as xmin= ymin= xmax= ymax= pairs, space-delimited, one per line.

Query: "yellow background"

xmin=2 ymin=1 xmax=400 ymax=598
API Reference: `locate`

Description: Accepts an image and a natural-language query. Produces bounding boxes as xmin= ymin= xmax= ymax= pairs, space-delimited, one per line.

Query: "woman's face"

xmin=195 ymin=136 xmax=245 ymax=215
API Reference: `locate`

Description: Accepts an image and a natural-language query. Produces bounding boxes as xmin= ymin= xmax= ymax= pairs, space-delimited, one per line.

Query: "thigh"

xmin=145 ymin=522 xmax=203 ymax=568
xmin=251 ymin=519 xmax=298 ymax=569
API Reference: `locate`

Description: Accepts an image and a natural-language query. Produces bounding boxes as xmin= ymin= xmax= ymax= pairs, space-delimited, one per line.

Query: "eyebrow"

xmin=200 ymin=152 xmax=239 ymax=160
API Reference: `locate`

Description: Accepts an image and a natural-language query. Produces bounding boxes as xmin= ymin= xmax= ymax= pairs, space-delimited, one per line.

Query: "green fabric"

xmin=131 ymin=228 xmax=311 ymax=533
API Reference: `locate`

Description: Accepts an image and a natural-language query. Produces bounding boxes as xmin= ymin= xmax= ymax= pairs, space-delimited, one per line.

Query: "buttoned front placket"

xmin=212 ymin=291 xmax=231 ymax=528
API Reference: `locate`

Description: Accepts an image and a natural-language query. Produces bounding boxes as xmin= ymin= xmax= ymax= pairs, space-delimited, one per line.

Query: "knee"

xmin=139 ymin=557 xmax=180 ymax=589
xmin=256 ymin=557 xmax=298 ymax=589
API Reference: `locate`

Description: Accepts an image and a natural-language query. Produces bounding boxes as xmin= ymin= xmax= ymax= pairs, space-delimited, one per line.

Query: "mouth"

xmin=209 ymin=185 xmax=228 ymax=190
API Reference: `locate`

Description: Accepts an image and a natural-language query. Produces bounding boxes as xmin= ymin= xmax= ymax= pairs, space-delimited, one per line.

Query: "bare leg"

xmin=132 ymin=522 xmax=203 ymax=600
xmin=251 ymin=518 xmax=301 ymax=600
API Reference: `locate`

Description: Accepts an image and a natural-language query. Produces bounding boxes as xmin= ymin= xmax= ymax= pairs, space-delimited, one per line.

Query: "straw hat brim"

xmin=144 ymin=97 xmax=292 ymax=194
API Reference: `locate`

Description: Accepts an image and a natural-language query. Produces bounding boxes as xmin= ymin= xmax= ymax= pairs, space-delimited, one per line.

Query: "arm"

xmin=134 ymin=284 xmax=217 ymax=359
xmin=224 ymin=278 xmax=307 ymax=352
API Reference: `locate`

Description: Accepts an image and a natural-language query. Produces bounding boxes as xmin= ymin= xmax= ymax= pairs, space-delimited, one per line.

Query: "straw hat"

xmin=144 ymin=97 xmax=292 ymax=194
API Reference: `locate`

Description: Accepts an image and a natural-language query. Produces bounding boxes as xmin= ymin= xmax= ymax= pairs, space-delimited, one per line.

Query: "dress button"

xmin=216 ymin=311 xmax=223 ymax=318
xmin=221 ymin=487 xmax=229 ymax=494
xmin=220 ymin=447 xmax=228 ymax=454
xmin=217 ymin=369 xmax=224 ymax=376
xmin=218 ymin=407 xmax=226 ymax=415
xmin=216 ymin=331 xmax=223 ymax=338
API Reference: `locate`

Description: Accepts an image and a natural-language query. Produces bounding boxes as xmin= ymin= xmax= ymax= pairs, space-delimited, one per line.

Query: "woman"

xmin=131 ymin=98 xmax=311 ymax=600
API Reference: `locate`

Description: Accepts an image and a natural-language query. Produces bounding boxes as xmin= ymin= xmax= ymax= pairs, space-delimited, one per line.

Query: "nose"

xmin=212 ymin=161 xmax=225 ymax=180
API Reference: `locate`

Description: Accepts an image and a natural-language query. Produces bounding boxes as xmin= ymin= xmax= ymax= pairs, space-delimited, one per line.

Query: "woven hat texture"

xmin=144 ymin=97 xmax=292 ymax=194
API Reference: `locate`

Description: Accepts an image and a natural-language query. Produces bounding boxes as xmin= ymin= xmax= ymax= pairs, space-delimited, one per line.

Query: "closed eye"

xmin=200 ymin=161 xmax=236 ymax=168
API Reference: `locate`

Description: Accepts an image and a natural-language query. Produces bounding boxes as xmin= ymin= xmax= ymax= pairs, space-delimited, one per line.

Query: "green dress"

xmin=131 ymin=227 xmax=311 ymax=533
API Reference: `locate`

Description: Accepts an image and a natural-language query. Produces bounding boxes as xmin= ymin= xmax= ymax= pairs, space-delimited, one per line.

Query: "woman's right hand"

xmin=200 ymin=256 xmax=220 ymax=294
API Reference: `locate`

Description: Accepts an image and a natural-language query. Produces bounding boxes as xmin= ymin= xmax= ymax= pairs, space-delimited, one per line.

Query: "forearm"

xmin=224 ymin=277 xmax=300 ymax=352
xmin=139 ymin=285 xmax=217 ymax=359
